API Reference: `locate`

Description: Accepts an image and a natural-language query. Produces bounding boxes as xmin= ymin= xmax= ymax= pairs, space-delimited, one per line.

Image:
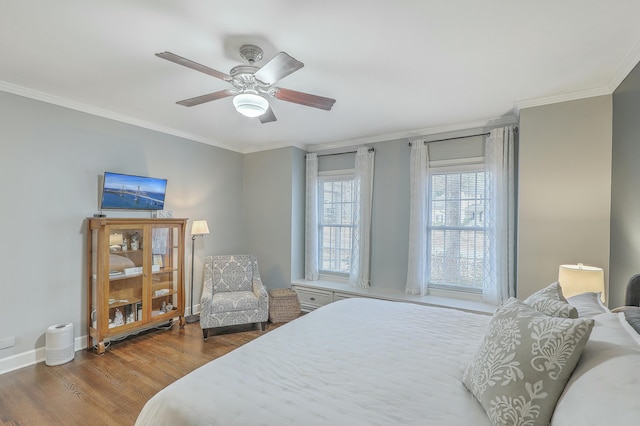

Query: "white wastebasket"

xmin=45 ymin=322 xmax=74 ymax=366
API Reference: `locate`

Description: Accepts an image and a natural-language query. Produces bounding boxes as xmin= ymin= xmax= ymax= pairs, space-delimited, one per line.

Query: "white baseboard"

xmin=187 ymin=303 xmax=200 ymax=316
xmin=0 ymin=335 xmax=87 ymax=375
xmin=0 ymin=307 xmax=199 ymax=376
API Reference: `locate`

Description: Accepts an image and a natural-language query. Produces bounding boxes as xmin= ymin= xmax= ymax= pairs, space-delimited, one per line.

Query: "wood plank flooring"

xmin=0 ymin=320 xmax=282 ymax=425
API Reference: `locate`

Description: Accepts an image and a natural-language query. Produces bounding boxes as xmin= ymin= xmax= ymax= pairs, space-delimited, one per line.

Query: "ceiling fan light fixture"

xmin=233 ymin=93 xmax=269 ymax=117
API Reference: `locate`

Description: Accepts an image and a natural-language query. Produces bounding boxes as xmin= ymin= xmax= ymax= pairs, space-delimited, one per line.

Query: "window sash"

xmin=318 ymin=174 xmax=356 ymax=274
xmin=427 ymin=167 xmax=486 ymax=292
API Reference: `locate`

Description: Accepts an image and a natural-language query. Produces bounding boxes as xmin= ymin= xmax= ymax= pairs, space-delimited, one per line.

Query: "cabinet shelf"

xmin=87 ymin=217 xmax=187 ymax=354
xmin=109 ymin=272 xmax=142 ymax=281
xmin=108 ymin=298 xmax=142 ymax=309
xmin=110 ymin=249 xmax=142 ymax=254
xmin=107 ymin=267 xmax=177 ymax=282
xmin=152 ymin=289 xmax=177 ymax=300
xmin=153 ymin=267 xmax=177 ymax=274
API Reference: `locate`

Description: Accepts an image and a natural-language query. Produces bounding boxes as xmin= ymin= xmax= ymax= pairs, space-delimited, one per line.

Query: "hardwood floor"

xmin=0 ymin=320 xmax=281 ymax=425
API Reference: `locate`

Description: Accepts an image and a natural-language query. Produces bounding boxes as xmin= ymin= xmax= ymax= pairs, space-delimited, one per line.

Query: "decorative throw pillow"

xmin=524 ymin=282 xmax=578 ymax=318
xmin=462 ymin=298 xmax=594 ymax=426
xmin=530 ymin=281 xmax=567 ymax=301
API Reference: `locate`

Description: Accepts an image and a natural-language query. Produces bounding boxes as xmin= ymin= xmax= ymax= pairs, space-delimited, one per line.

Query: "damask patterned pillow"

xmin=462 ymin=298 xmax=594 ymax=426
xmin=524 ymin=282 xmax=578 ymax=318
xmin=534 ymin=281 xmax=568 ymax=302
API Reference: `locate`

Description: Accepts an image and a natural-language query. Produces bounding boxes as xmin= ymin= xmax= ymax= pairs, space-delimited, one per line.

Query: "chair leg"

xmin=202 ymin=328 xmax=209 ymax=340
xmin=259 ymin=322 xmax=268 ymax=331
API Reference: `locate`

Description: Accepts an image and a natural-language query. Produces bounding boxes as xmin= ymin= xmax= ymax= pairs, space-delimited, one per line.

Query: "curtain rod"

xmin=408 ymin=127 xmax=519 ymax=146
xmin=408 ymin=132 xmax=489 ymax=146
xmin=317 ymin=147 xmax=375 ymax=157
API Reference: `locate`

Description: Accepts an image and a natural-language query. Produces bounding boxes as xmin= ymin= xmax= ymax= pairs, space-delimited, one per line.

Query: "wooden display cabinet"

xmin=86 ymin=217 xmax=187 ymax=354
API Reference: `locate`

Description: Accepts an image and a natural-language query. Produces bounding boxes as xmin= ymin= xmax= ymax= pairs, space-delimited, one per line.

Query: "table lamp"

xmin=558 ymin=263 xmax=605 ymax=302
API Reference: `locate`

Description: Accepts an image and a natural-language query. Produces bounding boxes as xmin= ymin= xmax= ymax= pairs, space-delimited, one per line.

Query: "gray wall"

xmin=244 ymin=147 xmax=306 ymax=289
xmin=315 ymin=140 xmax=411 ymax=289
xmin=517 ymin=96 xmax=612 ymax=301
xmin=315 ymin=111 xmax=613 ymax=302
xmin=368 ymin=140 xmax=411 ymax=288
xmin=0 ymin=91 xmax=245 ymax=360
xmin=0 ymin=80 xmax=628 ymax=365
xmin=611 ymin=62 xmax=640 ymax=307
xmin=313 ymin=134 xmax=493 ymax=291
xmin=290 ymin=147 xmax=306 ymax=282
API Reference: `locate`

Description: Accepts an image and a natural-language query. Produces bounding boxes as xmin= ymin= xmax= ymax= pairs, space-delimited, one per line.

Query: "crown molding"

xmin=242 ymin=140 xmax=308 ymax=154
xmin=1 ymin=80 xmax=515 ymax=155
xmin=608 ymin=38 xmax=640 ymax=92
xmin=305 ymin=115 xmax=518 ymax=153
xmin=0 ymin=81 xmax=244 ymax=153
xmin=513 ymin=86 xmax=612 ymax=114
xmin=513 ymin=40 xmax=640 ymax=113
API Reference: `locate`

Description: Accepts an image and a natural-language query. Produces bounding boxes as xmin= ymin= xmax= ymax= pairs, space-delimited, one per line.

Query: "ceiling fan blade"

xmin=259 ymin=107 xmax=277 ymax=124
xmin=156 ymin=52 xmax=231 ymax=81
xmin=254 ymin=52 xmax=304 ymax=85
xmin=176 ymin=89 xmax=233 ymax=107
xmin=275 ymin=87 xmax=336 ymax=111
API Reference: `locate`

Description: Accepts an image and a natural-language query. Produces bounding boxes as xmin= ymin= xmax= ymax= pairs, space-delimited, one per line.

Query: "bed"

xmin=136 ymin=291 xmax=640 ymax=426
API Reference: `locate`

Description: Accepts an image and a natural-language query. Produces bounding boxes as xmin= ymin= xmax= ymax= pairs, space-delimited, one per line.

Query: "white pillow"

xmin=551 ymin=313 xmax=640 ymax=425
xmin=462 ymin=298 xmax=594 ymax=426
xmin=566 ymin=292 xmax=609 ymax=318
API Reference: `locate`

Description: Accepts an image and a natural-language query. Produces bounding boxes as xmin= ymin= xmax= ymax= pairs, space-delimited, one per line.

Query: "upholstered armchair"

xmin=200 ymin=254 xmax=269 ymax=339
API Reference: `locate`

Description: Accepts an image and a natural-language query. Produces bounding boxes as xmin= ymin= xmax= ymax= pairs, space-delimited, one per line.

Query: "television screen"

xmin=100 ymin=172 xmax=167 ymax=211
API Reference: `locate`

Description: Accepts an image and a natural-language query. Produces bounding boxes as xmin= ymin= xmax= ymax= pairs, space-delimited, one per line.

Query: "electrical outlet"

xmin=0 ymin=336 xmax=16 ymax=349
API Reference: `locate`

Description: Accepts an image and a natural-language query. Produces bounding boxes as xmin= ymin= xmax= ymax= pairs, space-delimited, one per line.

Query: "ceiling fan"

xmin=156 ymin=44 xmax=336 ymax=123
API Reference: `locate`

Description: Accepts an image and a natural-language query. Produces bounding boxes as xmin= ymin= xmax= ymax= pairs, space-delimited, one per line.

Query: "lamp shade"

xmin=558 ymin=263 xmax=605 ymax=301
xmin=233 ymin=93 xmax=268 ymax=117
xmin=191 ymin=220 xmax=210 ymax=236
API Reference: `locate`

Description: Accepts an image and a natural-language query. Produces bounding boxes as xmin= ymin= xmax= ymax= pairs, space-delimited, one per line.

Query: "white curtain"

xmin=304 ymin=153 xmax=319 ymax=281
xmin=405 ymin=141 xmax=430 ymax=295
xmin=483 ymin=126 xmax=516 ymax=304
xmin=350 ymin=147 xmax=375 ymax=288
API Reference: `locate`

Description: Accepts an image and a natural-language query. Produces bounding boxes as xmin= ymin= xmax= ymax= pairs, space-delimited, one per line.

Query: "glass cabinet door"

xmin=150 ymin=225 xmax=179 ymax=318
xmin=105 ymin=226 xmax=145 ymax=329
xmin=87 ymin=217 xmax=186 ymax=354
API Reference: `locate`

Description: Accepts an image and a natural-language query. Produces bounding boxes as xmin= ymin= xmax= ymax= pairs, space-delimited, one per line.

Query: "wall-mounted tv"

xmin=100 ymin=172 xmax=167 ymax=211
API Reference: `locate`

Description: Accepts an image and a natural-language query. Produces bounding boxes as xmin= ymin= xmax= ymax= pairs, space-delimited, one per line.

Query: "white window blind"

xmin=318 ymin=172 xmax=356 ymax=275
xmin=427 ymin=166 xmax=487 ymax=292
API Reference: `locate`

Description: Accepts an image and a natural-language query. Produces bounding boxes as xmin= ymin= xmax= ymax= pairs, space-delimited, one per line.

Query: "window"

xmin=427 ymin=167 xmax=486 ymax=292
xmin=318 ymin=173 xmax=356 ymax=275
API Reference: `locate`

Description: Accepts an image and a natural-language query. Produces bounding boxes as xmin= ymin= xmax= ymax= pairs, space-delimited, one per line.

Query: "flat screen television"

xmin=100 ymin=172 xmax=167 ymax=211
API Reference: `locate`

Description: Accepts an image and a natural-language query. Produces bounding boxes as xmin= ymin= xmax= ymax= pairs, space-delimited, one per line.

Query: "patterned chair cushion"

xmin=213 ymin=255 xmax=253 ymax=293
xmin=200 ymin=254 xmax=269 ymax=331
xmin=462 ymin=298 xmax=594 ymax=426
xmin=212 ymin=291 xmax=259 ymax=313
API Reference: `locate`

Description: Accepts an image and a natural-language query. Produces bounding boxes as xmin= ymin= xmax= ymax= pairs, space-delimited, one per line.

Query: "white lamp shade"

xmin=233 ymin=93 xmax=268 ymax=117
xmin=191 ymin=220 xmax=209 ymax=236
xmin=558 ymin=263 xmax=605 ymax=301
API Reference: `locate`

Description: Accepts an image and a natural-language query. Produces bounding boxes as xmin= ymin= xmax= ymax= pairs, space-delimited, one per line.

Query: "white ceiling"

xmin=1 ymin=1 xmax=639 ymax=153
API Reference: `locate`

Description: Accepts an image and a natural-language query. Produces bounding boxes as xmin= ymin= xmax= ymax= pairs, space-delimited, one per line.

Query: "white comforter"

xmin=136 ymin=298 xmax=493 ymax=426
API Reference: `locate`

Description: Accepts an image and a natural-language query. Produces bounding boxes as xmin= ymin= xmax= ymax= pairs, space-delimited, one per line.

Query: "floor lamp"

xmin=186 ymin=220 xmax=209 ymax=324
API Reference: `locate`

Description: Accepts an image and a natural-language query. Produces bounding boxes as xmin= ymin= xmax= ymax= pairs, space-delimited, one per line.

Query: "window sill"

xmin=291 ymin=279 xmax=496 ymax=316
